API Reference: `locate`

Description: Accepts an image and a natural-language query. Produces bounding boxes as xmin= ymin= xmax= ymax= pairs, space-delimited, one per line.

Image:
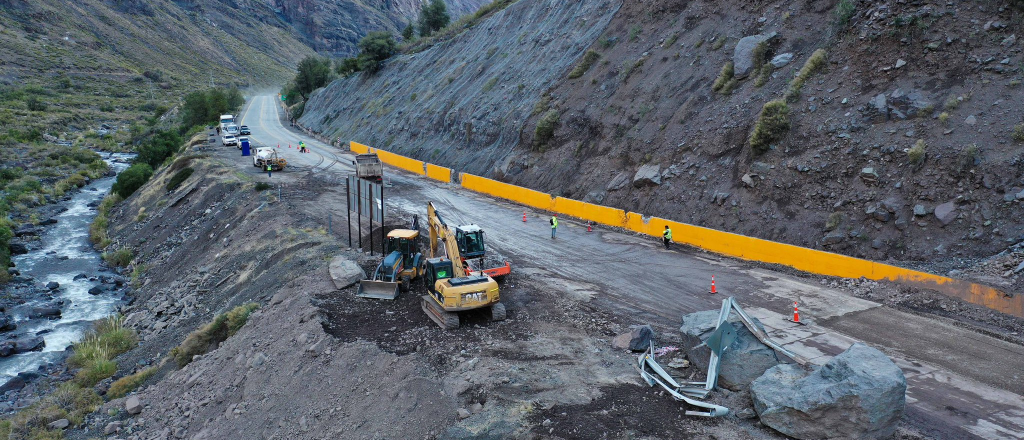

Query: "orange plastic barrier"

xmin=425 ymin=164 xmax=452 ymax=183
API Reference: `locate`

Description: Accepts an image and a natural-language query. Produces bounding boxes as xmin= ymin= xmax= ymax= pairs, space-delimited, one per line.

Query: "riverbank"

xmin=0 ymin=153 xmax=133 ymax=395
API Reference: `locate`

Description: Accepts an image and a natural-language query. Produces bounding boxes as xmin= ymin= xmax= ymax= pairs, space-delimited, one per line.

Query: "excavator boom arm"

xmin=427 ymin=202 xmax=468 ymax=278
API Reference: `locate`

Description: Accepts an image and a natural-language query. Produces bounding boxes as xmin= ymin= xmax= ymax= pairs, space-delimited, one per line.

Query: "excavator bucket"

xmin=356 ymin=280 xmax=400 ymax=300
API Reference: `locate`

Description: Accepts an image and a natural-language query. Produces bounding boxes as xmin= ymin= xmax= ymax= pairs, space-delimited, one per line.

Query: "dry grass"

xmin=786 ymin=49 xmax=827 ymax=100
xmin=908 ymin=139 xmax=927 ymax=165
xmin=171 ymin=303 xmax=261 ymax=368
xmin=712 ymin=62 xmax=735 ymax=93
xmin=749 ymin=100 xmax=791 ymax=154
xmin=1013 ymin=124 xmax=1024 ymax=142
xmin=107 ymin=365 xmax=159 ymax=399
xmin=568 ymin=50 xmax=601 ymax=79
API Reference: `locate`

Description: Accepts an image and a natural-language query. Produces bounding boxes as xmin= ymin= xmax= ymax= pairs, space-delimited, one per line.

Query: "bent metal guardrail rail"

xmin=346 ymin=140 xmax=1022 ymax=318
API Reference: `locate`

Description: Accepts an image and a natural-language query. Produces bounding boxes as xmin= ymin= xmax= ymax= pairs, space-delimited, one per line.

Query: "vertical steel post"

xmin=357 ymin=179 xmax=363 ymax=251
xmin=346 ymin=178 xmax=352 ymax=248
xmin=380 ymin=181 xmax=385 ymax=255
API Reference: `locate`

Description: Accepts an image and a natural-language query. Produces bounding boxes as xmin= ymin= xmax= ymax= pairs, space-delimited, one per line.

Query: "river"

xmin=0 ymin=154 xmax=132 ymax=385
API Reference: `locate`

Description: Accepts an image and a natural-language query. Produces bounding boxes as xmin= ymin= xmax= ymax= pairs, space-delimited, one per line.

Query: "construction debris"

xmin=680 ymin=310 xmax=781 ymax=390
xmin=750 ymin=343 xmax=907 ymax=440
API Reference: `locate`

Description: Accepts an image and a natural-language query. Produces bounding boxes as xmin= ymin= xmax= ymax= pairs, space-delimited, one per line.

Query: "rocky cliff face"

xmin=270 ymin=0 xmax=489 ymax=56
xmin=300 ymin=0 xmax=1024 ymax=284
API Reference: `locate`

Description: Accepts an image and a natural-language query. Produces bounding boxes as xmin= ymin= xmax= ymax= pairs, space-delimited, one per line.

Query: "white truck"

xmin=219 ymin=114 xmax=234 ymax=130
xmin=224 ymin=124 xmax=240 ymax=136
xmin=253 ymin=147 xmax=286 ymax=171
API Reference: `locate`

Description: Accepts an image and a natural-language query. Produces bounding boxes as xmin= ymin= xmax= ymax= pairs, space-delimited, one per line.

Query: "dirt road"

xmin=241 ymin=95 xmax=1024 ymax=439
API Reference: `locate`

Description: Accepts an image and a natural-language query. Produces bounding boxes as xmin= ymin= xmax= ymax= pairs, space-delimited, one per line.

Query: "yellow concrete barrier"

xmin=350 ymin=140 xmax=1020 ymax=317
xmin=374 ymin=149 xmax=425 ymax=175
xmin=349 ymin=141 xmax=370 ymax=154
xmin=460 ymin=174 xmax=554 ymax=211
xmin=425 ymin=164 xmax=452 ymax=183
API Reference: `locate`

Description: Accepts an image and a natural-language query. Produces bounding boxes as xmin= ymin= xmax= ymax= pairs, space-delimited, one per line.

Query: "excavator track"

xmin=421 ymin=295 xmax=460 ymax=330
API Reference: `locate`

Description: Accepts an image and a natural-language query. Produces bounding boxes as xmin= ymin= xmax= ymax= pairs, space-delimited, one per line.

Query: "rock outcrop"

xmin=733 ymin=32 xmax=777 ymax=78
xmin=750 ymin=343 xmax=906 ymax=439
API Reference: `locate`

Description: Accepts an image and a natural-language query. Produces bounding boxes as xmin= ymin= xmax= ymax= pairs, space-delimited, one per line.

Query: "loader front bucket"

xmin=356 ymin=280 xmax=400 ymax=300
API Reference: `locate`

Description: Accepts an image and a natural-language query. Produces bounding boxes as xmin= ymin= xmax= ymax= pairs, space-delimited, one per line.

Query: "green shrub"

xmin=102 ymin=247 xmax=133 ymax=267
xmin=664 ymin=33 xmax=679 ymax=48
xmin=1013 ymin=124 xmax=1024 ymax=142
xmin=171 ymin=303 xmax=260 ymax=368
xmin=254 ymin=182 xmax=272 ymax=191
xmin=833 ymin=0 xmax=856 ymax=28
xmin=943 ymin=95 xmax=961 ymax=111
xmin=908 ymin=139 xmax=926 ymax=165
xmin=74 ymin=359 xmax=117 ymax=387
xmin=67 ymin=316 xmax=137 ymax=387
xmin=533 ymin=109 xmax=560 ymax=150
xmin=957 ymin=143 xmax=980 ymax=173
xmin=712 ymin=62 xmax=735 ymax=92
xmin=825 ymin=212 xmax=842 ymax=231
xmin=107 ymin=366 xmax=158 ymax=399
xmin=89 ymin=194 xmax=121 ymax=249
xmin=136 ymin=130 xmax=182 ymax=169
xmin=166 ymin=167 xmax=194 ymax=191
xmin=112 ymin=163 xmax=153 ymax=198
xmin=711 ymin=36 xmax=727 ymax=50
xmin=568 ymin=50 xmax=601 ymax=79
xmin=749 ymin=99 xmax=790 ymax=154
xmin=786 ymin=49 xmax=827 ymax=100
xmin=938 ymin=112 xmax=950 ymax=125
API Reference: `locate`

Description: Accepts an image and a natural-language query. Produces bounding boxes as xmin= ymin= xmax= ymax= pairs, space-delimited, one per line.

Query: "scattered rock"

xmin=769 ymin=53 xmax=793 ymax=68
xmin=0 ymin=376 xmax=26 ymax=393
xmin=104 ymin=421 xmax=122 ymax=435
xmin=1003 ymin=34 xmax=1017 ymax=47
xmin=606 ymin=172 xmax=630 ymax=191
xmin=865 ymin=205 xmax=891 ymax=222
xmin=680 ymin=310 xmax=780 ymax=391
xmin=934 ymin=201 xmax=957 ymax=226
xmin=627 ymin=325 xmax=655 ymax=352
xmin=47 ymin=419 xmax=70 ymax=430
xmin=913 ymin=204 xmax=928 ymax=217
xmin=28 ymin=307 xmax=61 ymax=319
xmin=125 ymin=395 xmax=143 ymax=415
xmin=860 ymin=167 xmax=878 ymax=183
xmin=13 ymin=226 xmax=38 ymax=237
xmin=822 ymin=231 xmax=846 ymax=246
xmin=457 ymin=408 xmax=471 ymax=419
xmin=750 ymin=343 xmax=906 ymax=439
xmin=741 ymin=173 xmax=756 ymax=187
xmin=868 ymin=94 xmax=888 ymax=121
xmin=0 ymin=314 xmax=14 ymax=332
xmin=39 ymin=218 xmax=57 ymax=226
xmin=328 ymin=257 xmax=365 ymax=290
xmin=632 ymin=164 xmax=661 ymax=187
xmin=469 ymin=402 xmax=484 ymax=414
xmin=894 ymin=59 xmax=906 ymax=69
xmin=0 ymin=336 xmax=45 ymax=357
xmin=88 ymin=285 xmax=105 ymax=295
xmin=733 ymin=32 xmax=777 ymax=79
xmin=965 ymin=115 xmax=977 ymax=126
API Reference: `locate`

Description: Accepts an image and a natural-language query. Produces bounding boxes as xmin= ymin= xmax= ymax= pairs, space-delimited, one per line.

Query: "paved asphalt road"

xmin=239 ymin=95 xmax=1024 ymax=439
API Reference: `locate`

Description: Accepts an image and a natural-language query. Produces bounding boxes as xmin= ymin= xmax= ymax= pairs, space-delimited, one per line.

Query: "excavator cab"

xmin=455 ymin=225 xmax=486 ymax=259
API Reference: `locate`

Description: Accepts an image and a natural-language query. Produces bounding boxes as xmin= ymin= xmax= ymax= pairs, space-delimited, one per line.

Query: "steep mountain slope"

xmin=300 ymin=0 xmax=1024 ymax=287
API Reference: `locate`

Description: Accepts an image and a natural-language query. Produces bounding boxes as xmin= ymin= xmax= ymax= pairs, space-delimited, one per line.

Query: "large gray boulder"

xmin=328 ymin=256 xmax=365 ymax=290
xmin=750 ymin=343 xmax=906 ymax=440
xmin=632 ymin=164 xmax=661 ymax=187
xmin=733 ymin=32 xmax=777 ymax=79
xmin=680 ymin=310 xmax=780 ymax=391
xmin=934 ymin=201 xmax=957 ymax=226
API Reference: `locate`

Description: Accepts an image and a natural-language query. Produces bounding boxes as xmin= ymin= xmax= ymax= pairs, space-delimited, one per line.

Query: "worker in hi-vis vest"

xmin=663 ymin=225 xmax=672 ymax=250
xmin=266 ymin=163 xmax=272 ymax=178
xmin=550 ymin=215 xmax=558 ymax=239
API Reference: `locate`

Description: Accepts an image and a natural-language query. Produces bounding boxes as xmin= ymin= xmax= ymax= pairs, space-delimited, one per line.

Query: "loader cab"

xmin=386 ymin=229 xmax=420 ymax=269
xmin=455 ymin=225 xmax=486 ymax=259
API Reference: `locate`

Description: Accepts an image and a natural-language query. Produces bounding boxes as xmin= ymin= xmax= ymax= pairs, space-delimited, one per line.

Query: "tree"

xmin=335 ymin=57 xmax=362 ymax=77
xmin=401 ymin=22 xmax=415 ymax=41
xmin=112 ymin=163 xmax=153 ymax=199
xmin=293 ymin=56 xmax=334 ymax=99
xmin=418 ymin=0 xmax=450 ymax=37
xmin=357 ymin=32 xmax=397 ymax=73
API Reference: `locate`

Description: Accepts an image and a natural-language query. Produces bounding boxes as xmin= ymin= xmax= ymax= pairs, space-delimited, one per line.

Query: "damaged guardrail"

xmin=634 ymin=296 xmax=807 ymax=417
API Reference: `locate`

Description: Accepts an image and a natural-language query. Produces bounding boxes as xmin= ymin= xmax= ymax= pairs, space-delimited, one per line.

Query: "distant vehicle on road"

xmin=225 ymin=124 xmax=240 ymax=136
xmin=219 ymin=114 xmax=234 ymax=126
xmin=222 ymin=135 xmax=238 ymax=147
xmin=237 ymin=136 xmax=249 ymax=149
xmin=240 ymin=125 xmax=251 ymax=135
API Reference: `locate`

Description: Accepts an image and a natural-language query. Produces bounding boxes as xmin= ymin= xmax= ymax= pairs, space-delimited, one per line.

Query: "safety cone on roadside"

xmin=789 ymin=301 xmax=806 ymax=325
xmin=587 ymin=222 xmax=593 ymax=232
xmin=523 ymin=212 xmax=527 ymax=222
xmin=709 ymin=275 xmax=717 ymax=294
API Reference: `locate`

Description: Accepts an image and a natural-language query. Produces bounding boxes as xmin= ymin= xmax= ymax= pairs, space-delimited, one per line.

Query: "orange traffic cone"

xmin=523 ymin=212 xmax=527 ymax=222
xmin=587 ymin=222 xmax=593 ymax=232
xmin=790 ymin=301 xmax=806 ymax=325
xmin=709 ymin=276 xmax=717 ymax=294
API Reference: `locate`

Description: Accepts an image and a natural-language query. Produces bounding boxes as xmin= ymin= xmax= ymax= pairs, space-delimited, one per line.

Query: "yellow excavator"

xmin=421 ymin=202 xmax=504 ymax=329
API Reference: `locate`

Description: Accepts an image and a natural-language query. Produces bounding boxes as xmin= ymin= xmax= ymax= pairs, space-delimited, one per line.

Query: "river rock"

xmin=0 ymin=376 xmax=26 ymax=393
xmin=680 ymin=310 xmax=780 ymax=391
xmin=28 ymin=307 xmax=61 ymax=319
xmin=0 ymin=336 xmax=45 ymax=357
xmin=9 ymin=243 xmax=28 ymax=255
xmin=13 ymin=226 xmax=38 ymax=237
xmin=45 ymin=281 xmax=60 ymax=291
xmin=0 ymin=314 xmax=15 ymax=332
xmin=39 ymin=218 xmax=57 ymax=226
xmin=632 ymin=164 xmax=661 ymax=187
xmin=750 ymin=343 xmax=906 ymax=439
xmin=328 ymin=257 xmax=365 ymax=290
xmin=47 ymin=419 xmax=70 ymax=430
xmin=88 ymin=285 xmax=105 ymax=295
xmin=733 ymin=32 xmax=777 ymax=78
xmin=934 ymin=201 xmax=957 ymax=226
